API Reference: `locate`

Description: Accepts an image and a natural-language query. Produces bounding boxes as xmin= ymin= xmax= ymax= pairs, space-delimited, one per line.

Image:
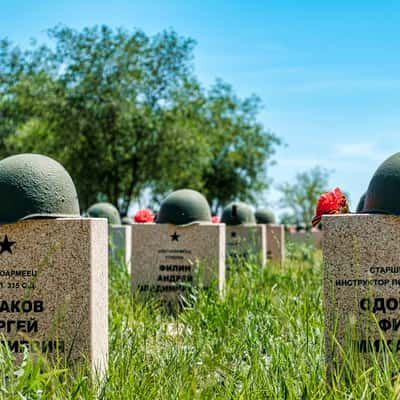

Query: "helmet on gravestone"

xmin=221 ymin=202 xmax=256 ymax=225
xmin=156 ymin=189 xmax=211 ymax=225
xmin=356 ymin=192 xmax=366 ymax=213
xmin=121 ymin=216 xmax=134 ymax=225
xmin=254 ymin=208 xmax=276 ymax=224
xmin=364 ymin=152 xmax=400 ymax=215
xmin=296 ymin=222 xmax=307 ymax=232
xmin=87 ymin=202 xmax=121 ymax=225
xmin=0 ymin=153 xmax=80 ymax=224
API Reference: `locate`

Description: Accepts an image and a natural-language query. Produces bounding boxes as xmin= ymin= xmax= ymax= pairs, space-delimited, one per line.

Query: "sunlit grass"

xmin=0 ymin=244 xmax=399 ymax=399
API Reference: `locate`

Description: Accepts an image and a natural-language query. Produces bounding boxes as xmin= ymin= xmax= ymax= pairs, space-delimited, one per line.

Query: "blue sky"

xmin=1 ymin=0 xmax=399 ymax=211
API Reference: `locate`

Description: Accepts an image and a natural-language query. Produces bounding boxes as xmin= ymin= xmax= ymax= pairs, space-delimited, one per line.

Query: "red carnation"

xmin=311 ymin=187 xmax=349 ymax=227
xmin=134 ymin=208 xmax=155 ymax=223
xmin=211 ymin=216 xmax=220 ymax=224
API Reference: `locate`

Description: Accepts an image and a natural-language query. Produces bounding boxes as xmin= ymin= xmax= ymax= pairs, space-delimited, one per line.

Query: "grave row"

xmin=10 ymin=149 xmax=399 ymax=381
xmin=0 ymin=155 xmax=289 ymax=378
xmin=110 ymin=221 xmax=286 ymax=271
xmin=3 ymin=217 xmax=283 ymax=375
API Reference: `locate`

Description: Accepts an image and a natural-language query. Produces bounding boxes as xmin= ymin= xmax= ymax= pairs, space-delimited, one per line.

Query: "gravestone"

xmin=323 ymin=213 xmax=400 ymax=373
xmin=289 ymin=231 xmax=322 ymax=248
xmin=109 ymin=225 xmax=132 ymax=270
xmin=0 ymin=218 xmax=108 ymax=375
xmin=131 ymin=223 xmax=225 ymax=308
xmin=225 ymin=225 xmax=267 ymax=265
xmin=312 ymin=230 xmax=323 ymax=248
xmin=265 ymin=224 xmax=285 ymax=263
xmin=222 ymin=202 xmax=266 ymax=264
xmin=88 ymin=202 xmax=130 ymax=269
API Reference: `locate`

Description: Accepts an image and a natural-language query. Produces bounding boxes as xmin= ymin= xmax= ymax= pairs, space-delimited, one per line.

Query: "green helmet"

xmin=221 ymin=202 xmax=256 ymax=225
xmin=121 ymin=216 xmax=134 ymax=225
xmin=0 ymin=153 xmax=80 ymax=224
xmin=156 ymin=189 xmax=211 ymax=225
xmin=296 ymin=222 xmax=307 ymax=232
xmin=364 ymin=153 xmax=400 ymax=215
xmin=356 ymin=192 xmax=366 ymax=213
xmin=87 ymin=202 xmax=121 ymax=225
xmin=255 ymin=208 xmax=276 ymax=224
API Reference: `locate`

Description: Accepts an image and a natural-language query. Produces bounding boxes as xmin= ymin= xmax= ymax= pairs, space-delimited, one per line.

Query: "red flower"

xmin=134 ymin=208 xmax=155 ymax=223
xmin=211 ymin=216 xmax=220 ymax=224
xmin=312 ymin=187 xmax=348 ymax=227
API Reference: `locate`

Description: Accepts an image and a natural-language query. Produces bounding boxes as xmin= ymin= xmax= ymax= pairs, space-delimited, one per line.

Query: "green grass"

xmin=0 ymin=244 xmax=400 ymax=399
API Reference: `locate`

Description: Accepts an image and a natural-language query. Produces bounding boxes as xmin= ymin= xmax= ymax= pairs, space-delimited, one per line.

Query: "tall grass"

xmin=0 ymin=244 xmax=399 ymax=399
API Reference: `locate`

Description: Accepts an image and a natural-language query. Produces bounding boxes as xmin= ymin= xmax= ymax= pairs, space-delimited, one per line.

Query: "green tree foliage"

xmin=0 ymin=25 xmax=280 ymax=214
xmin=278 ymin=166 xmax=331 ymax=226
xmin=201 ymin=81 xmax=280 ymax=213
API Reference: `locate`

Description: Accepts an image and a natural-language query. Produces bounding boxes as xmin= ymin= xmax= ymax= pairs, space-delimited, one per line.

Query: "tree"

xmin=147 ymin=80 xmax=281 ymax=213
xmin=1 ymin=25 xmax=203 ymax=213
xmin=0 ymin=25 xmax=281 ymax=215
xmin=278 ymin=166 xmax=331 ymax=226
xmin=200 ymin=80 xmax=281 ymax=214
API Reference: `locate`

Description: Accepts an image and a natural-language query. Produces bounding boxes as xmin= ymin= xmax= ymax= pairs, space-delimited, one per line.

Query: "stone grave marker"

xmin=131 ymin=189 xmax=225 ymax=309
xmin=88 ymin=202 xmax=132 ymax=269
xmin=323 ymin=214 xmax=400 ymax=372
xmin=109 ymin=225 xmax=132 ymax=269
xmin=225 ymin=225 xmax=267 ymax=265
xmin=266 ymin=224 xmax=285 ymax=263
xmin=0 ymin=218 xmax=108 ymax=374
xmin=0 ymin=153 xmax=108 ymax=376
xmin=289 ymin=230 xmax=323 ymax=249
xmin=254 ymin=209 xmax=283 ymax=263
xmin=322 ymin=153 xmax=400 ymax=375
xmin=222 ymin=202 xmax=266 ymax=264
xmin=131 ymin=223 xmax=225 ymax=307
xmin=312 ymin=230 xmax=323 ymax=248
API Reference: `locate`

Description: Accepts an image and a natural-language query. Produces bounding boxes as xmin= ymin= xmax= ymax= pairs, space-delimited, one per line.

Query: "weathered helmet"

xmin=156 ymin=189 xmax=211 ymax=225
xmin=255 ymin=208 xmax=276 ymax=224
xmin=364 ymin=153 xmax=400 ymax=214
xmin=0 ymin=153 xmax=80 ymax=224
xmin=121 ymin=216 xmax=134 ymax=225
xmin=87 ymin=202 xmax=121 ymax=225
xmin=221 ymin=202 xmax=256 ymax=225
xmin=356 ymin=192 xmax=366 ymax=213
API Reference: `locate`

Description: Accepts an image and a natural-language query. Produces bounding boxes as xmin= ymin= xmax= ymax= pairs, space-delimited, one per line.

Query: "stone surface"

xmin=265 ymin=224 xmax=285 ymax=263
xmin=0 ymin=218 xmax=108 ymax=375
xmin=225 ymin=225 xmax=266 ymax=265
xmin=288 ymin=231 xmax=323 ymax=248
xmin=109 ymin=225 xmax=132 ymax=269
xmin=323 ymin=214 xmax=400 ymax=371
xmin=131 ymin=223 xmax=225 ymax=307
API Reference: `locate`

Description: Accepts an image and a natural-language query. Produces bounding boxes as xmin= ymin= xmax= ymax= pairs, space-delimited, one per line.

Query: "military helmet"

xmin=156 ymin=189 xmax=211 ymax=225
xmin=0 ymin=153 xmax=80 ymax=224
xmin=296 ymin=222 xmax=307 ymax=232
xmin=221 ymin=202 xmax=256 ymax=225
xmin=356 ymin=192 xmax=366 ymax=213
xmin=364 ymin=153 xmax=400 ymax=215
xmin=121 ymin=216 xmax=134 ymax=225
xmin=87 ymin=202 xmax=121 ymax=225
xmin=255 ymin=208 xmax=276 ymax=224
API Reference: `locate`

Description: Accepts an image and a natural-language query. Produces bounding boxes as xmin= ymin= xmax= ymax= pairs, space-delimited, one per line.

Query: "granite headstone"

xmin=109 ymin=225 xmax=132 ymax=270
xmin=131 ymin=223 xmax=225 ymax=308
xmin=225 ymin=225 xmax=267 ymax=265
xmin=266 ymin=224 xmax=285 ymax=263
xmin=0 ymin=218 xmax=108 ymax=375
xmin=323 ymin=214 xmax=400 ymax=372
